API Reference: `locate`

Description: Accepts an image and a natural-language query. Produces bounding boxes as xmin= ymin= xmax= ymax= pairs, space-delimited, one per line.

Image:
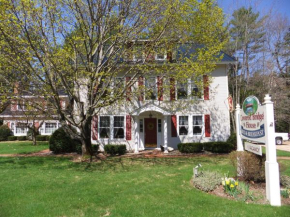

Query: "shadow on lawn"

xmin=0 ymin=155 xmax=228 ymax=173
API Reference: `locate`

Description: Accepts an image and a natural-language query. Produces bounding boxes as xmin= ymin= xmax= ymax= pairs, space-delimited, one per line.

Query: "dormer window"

xmin=155 ymin=52 xmax=167 ymax=61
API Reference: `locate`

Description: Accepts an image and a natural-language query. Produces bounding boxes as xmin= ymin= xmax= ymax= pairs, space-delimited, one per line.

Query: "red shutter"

xmin=138 ymin=76 xmax=144 ymax=101
xmin=205 ymin=114 xmax=210 ymax=137
xmin=171 ymin=115 xmax=177 ymax=137
xmin=167 ymin=51 xmax=172 ymax=62
xmin=126 ymin=115 xmax=131 ymax=140
xmin=157 ymin=76 xmax=163 ymax=101
xmin=126 ymin=77 xmax=131 ymax=101
xmin=170 ymin=78 xmax=175 ymax=101
xmin=92 ymin=115 xmax=98 ymax=140
xmin=7 ymin=122 xmax=10 ymax=129
xmin=203 ymin=75 xmax=209 ymax=100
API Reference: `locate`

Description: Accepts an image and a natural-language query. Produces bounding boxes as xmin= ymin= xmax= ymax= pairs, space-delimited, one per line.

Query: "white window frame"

xmin=98 ymin=115 xmax=126 ymax=140
xmin=155 ymin=52 xmax=167 ymax=61
xmin=113 ymin=116 xmax=125 ymax=139
xmin=177 ymin=80 xmax=188 ymax=100
xmin=178 ymin=116 xmax=189 ymax=135
xmin=15 ymin=122 xmax=28 ymax=135
xmin=192 ymin=115 xmax=203 ymax=136
xmin=44 ymin=122 xmax=58 ymax=134
xmin=144 ymin=77 xmax=157 ymax=100
xmin=190 ymin=77 xmax=203 ymax=100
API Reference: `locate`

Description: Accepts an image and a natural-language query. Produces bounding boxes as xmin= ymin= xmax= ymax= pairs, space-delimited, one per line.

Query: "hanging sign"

xmin=240 ymin=96 xmax=265 ymax=143
xmin=245 ymin=142 xmax=262 ymax=156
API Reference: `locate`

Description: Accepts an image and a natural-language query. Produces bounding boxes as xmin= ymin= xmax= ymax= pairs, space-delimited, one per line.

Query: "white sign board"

xmin=240 ymin=96 xmax=265 ymax=143
xmin=245 ymin=142 xmax=262 ymax=156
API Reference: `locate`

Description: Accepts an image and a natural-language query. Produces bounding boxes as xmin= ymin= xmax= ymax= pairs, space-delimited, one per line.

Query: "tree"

xmin=0 ymin=0 xmax=227 ymax=158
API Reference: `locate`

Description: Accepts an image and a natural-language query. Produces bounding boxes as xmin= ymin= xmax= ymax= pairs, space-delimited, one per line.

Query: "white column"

xmin=235 ymin=104 xmax=243 ymax=151
xmin=263 ymin=94 xmax=281 ymax=206
xmin=134 ymin=116 xmax=139 ymax=153
xmin=163 ymin=116 xmax=168 ymax=153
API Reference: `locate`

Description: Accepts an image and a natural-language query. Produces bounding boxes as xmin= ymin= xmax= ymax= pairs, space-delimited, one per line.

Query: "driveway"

xmin=276 ymin=140 xmax=290 ymax=152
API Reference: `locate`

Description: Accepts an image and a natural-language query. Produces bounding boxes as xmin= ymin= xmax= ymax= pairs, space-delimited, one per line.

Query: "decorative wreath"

xmin=147 ymin=123 xmax=154 ymax=130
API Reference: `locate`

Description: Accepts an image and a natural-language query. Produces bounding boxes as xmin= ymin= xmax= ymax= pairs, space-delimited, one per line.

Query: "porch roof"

xmin=130 ymin=103 xmax=171 ymax=116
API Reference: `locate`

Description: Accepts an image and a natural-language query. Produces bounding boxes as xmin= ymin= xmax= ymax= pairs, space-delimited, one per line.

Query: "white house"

xmin=91 ymin=52 xmax=235 ymax=153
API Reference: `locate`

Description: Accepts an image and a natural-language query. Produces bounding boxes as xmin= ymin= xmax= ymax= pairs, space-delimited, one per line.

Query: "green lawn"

xmin=0 ymin=156 xmax=289 ymax=217
xmin=0 ymin=141 xmax=49 ymax=154
xmin=262 ymin=146 xmax=290 ymax=157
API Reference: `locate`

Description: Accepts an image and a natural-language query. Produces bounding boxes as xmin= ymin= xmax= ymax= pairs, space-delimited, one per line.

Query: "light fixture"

xmin=149 ymin=112 xmax=153 ymax=118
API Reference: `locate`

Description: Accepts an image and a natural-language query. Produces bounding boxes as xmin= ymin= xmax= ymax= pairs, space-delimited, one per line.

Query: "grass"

xmin=262 ymin=146 xmax=290 ymax=157
xmin=0 ymin=141 xmax=49 ymax=154
xmin=0 ymin=156 xmax=289 ymax=217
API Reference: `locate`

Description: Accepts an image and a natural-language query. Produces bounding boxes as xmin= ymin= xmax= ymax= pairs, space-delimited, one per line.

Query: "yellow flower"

xmin=226 ymin=180 xmax=230 ymax=185
xmin=235 ymin=182 xmax=238 ymax=186
xmin=230 ymin=184 xmax=234 ymax=188
xmin=222 ymin=181 xmax=225 ymax=186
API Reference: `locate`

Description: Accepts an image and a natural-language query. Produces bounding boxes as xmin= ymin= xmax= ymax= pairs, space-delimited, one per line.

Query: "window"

xmin=177 ymin=81 xmax=187 ymax=99
xmin=113 ymin=116 xmax=124 ymax=139
xmin=191 ymin=78 xmax=202 ymax=99
xmin=99 ymin=116 xmax=110 ymax=138
xmin=140 ymin=119 xmax=143 ymax=133
xmin=158 ymin=119 xmax=162 ymax=132
xmin=179 ymin=116 xmax=188 ymax=135
xmin=193 ymin=116 xmax=203 ymax=135
xmin=16 ymin=123 xmax=27 ymax=134
xmin=145 ymin=77 xmax=157 ymax=100
xmin=45 ymin=123 xmax=57 ymax=134
xmin=17 ymin=101 xmax=27 ymax=111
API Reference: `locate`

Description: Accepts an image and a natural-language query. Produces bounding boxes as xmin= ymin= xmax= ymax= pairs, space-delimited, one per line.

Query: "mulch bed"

xmin=208 ymin=182 xmax=290 ymax=206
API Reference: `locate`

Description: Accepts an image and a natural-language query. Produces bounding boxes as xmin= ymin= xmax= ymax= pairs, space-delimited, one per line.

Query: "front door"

xmin=145 ymin=118 xmax=157 ymax=148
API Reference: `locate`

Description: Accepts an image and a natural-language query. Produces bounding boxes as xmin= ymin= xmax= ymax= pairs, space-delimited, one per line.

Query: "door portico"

xmin=131 ymin=103 xmax=171 ymax=153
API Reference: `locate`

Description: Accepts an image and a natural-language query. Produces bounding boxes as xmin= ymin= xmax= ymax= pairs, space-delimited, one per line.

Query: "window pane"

xmin=100 ymin=116 xmax=110 ymax=127
xmin=114 ymin=128 xmax=124 ymax=138
xmin=114 ymin=116 xmax=124 ymax=127
xmin=45 ymin=123 xmax=57 ymax=134
xmin=140 ymin=119 xmax=143 ymax=133
xmin=177 ymin=81 xmax=187 ymax=99
xmin=193 ymin=126 xmax=202 ymax=135
xmin=100 ymin=128 xmax=110 ymax=138
xmin=179 ymin=116 xmax=188 ymax=125
xmin=145 ymin=77 xmax=157 ymax=100
xmin=193 ymin=116 xmax=202 ymax=125
xmin=179 ymin=126 xmax=188 ymax=135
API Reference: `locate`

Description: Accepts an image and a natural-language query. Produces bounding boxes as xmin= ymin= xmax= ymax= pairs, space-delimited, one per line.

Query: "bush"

xmin=36 ymin=135 xmax=49 ymax=141
xmin=177 ymin=143 xmax=203 ymax=153
xmin=229 ymin=151 xmax=265 ymax=182
xmin=49 ymin=127 xmax=79 ymax=154
xmin=0 ymin=125 xmax=12 ymax=141
xmin=8 ymin=136 xmax=17 ymax=141
xmin=203 ymin=142 xmax=234 ymax=153
xmin=104 ymin=144 xmax=126 ymax=155
xmin=281 ymin=175 xmax=290 ymax=188
xmin=192 ymin=171 xmax=222 ymax=192
xmin=227 ymin=133 xmax=237 ymax=149
xmin=17 ymin=136 xmax=27 ymax=141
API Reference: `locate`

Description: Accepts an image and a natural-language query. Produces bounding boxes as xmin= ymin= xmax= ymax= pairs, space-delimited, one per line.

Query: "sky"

xmin=217 ymin=0 xmax=290 ymax=22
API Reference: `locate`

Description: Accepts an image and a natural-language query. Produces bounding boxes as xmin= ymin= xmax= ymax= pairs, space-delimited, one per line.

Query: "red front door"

xmin=145 ymin=118 xmax=157 ymax=148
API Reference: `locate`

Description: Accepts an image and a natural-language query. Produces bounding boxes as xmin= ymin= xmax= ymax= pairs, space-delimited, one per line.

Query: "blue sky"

xmin=217 ymin=0 xmax=290 ymax=21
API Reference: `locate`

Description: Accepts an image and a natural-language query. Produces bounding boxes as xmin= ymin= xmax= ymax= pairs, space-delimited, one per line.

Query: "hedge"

xmin=203 ymin=142 xmax=234 ymax=153
xmin=36 ymin=135 xmax=50 ymax=141
xmin=104 ymin=144 xmax=126 ymax=155
xmin=17 ymin=136 xmax=27 ymax=141
xmin=177 ymin=143 xmax=203 ymax=153
xmin=178 ymin=142 xmax=234 ymax=154
xmin=8 ymin=136 xmax=17 ymax=141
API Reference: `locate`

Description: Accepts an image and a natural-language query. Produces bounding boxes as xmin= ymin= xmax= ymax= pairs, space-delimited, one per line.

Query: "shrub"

xmin=192 ymin=171 xmax=222 ymax=192
xmin=227 ymin=133 xmax=237 ymax=149
xmin=49 ymin=127 xmax=79 ymax=154
xmin=104 ymin=144 xmax=126 ymax=155
xmin=281 ymin=175 xmax=290 ymax=188
xmin=229 ymin=151 xmax=265 ymax=182
xmin=17 ymin=136 xmax=27 ymax=141
xmin=36 ymin=135 xmax=48 ymax=141
xmin=0 ymin=125 xmax=12 ymax=141
xmin=177 ymin=143 xmax=203 ymax=153
xmin=8 ymin=136 xmax=17 ymax=141
xmin=203 ymin=142 xmax=234 ymax=153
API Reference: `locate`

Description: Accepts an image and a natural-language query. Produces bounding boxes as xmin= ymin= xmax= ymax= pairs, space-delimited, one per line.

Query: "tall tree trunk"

xmin=81 ymin=119 xmax=94 ymax=162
